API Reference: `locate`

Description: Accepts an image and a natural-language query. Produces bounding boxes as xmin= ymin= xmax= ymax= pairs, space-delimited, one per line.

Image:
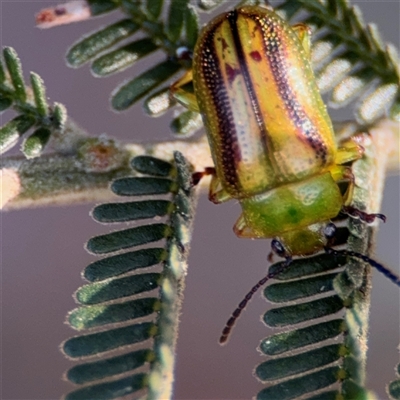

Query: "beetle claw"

xmin=343 ymin=205 xmax=386 ymax=224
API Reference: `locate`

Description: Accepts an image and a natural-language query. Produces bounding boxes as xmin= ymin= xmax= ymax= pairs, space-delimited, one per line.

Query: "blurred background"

xmin=1 ymin=1 xmax=399 ymax=399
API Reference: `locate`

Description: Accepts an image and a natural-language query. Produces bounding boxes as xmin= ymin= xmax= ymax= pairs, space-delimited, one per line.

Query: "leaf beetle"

xmin=171 ymin=5 xmax=399 ymax=343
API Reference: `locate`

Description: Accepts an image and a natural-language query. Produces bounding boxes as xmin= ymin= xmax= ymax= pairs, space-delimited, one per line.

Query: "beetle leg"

xmin=192 ymin=167 xmax=215 ymax=186
xmin=329 ymin=165 xmax=355 ymax=206
xmin=335 ymin=132 xmax=370 ymax=165
xmin=342 ymin=205 xmax=386 ymax=223
xmin=170 ymin=70 xmax=200 ymax=112
xmin=209 ymin=173 xmax=232 ymax=204
xmin=233 ymin=214 xmax=257 ymax=237
xmin=330 ymin=166 xmax=386 ymax=223
xmin=291 ymin=23 xmax=312 ymax=58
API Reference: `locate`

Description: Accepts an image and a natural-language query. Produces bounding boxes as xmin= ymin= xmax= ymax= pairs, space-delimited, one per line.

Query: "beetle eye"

xmin=324 ymin=223 xmax=337 ymax=239
xmin=271 ymin=239 xmax=286 ymax=257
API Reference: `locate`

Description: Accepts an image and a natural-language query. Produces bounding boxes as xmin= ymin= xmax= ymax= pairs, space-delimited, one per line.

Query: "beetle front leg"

xmin=170 ymin=70 xmax=200 ymax=112
xmin=209 ymin=173 xmax=232 ymax=204
xmin=329 ymin=165 xmax=355 ymax=206
xmin=192 ymin=167 xmax=232 ymax=204
xmin=335 ymin=132 xmax=371 ymax=165
xmin=330 ymin=165 xmax=386 ymax=223
xmin=233 ymin=214 xmax=257 ymax=238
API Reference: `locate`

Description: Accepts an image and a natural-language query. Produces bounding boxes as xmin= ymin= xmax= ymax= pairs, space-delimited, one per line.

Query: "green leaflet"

xmin=111 ymin=60 xmax=181 ymax=111
xmin=66 ymin=19 xmax=140 ymax=67
xmin=91 ymin=38 xmax=159 ymax=77
xmin=166 ymin=0 xmax=191 ymax=43
xmin=67 ymin=349 xmax=152 ymax=384
xmin=170 ymin=110 xmax=203 ymax=138
xmin=84 ymin=248 xmax=167 ymax=282
xmin=64 ymin=322 xmax=155 ymax=357
xmin=22 ymin=127 xmax=51 ymax=159
xmin=63 ymin=153 xmax=198 ymax=400
xmin=3 ymin=47 xmax=26 ymax=102
xmin=64 ymin=373 xmax=147 ymax=400
xmin=0 ymin=47 xmax=67 ymax=156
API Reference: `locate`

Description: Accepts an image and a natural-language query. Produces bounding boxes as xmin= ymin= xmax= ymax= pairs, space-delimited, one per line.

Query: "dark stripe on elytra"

xmin=227 ymin=10 xmax=270 ymax=167
xmin=200 ymin=20 xmax=240 ymax=188
xmin=255 ymin=14 xmax=328 ymax=163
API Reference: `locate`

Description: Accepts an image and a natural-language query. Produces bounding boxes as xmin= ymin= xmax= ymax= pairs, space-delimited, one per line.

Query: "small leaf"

xmin=143 ymin=86 xmax=176 ymax=116
xmin=0 ymin=59 xmax=5 ymax=83
xmin=67 ymin=19 xmax=140 ymax=67
xmin=92 ymin=38 xmax=159 ymax=77
xmin=171 ymin=110 xmax=203 ymax=137
xmin=365 ymin=23 xmax=384 ymax=53
xmin=331 ymin=69 xmax=374 ymax=107
xmin=92 ymin=200 xmax=173 ymax=223
xmin=268 ymin=253 xmax=346 ymax=280
xmin=3 ymin=47 xmax=26 ymax=102
xmin=21 ymin=127 xmax=51 ymax=159
xmin=65 ymin=373 xmax=147 ymax=400
xmin=197 ymin=0 xmax=224 ymax=11
xmin=76 ymin=273 xmax=161 ymax=305
xmin=256 ymin=366 xmax=340 ymax=400
xmin=275 ymin=1 xmax=302 ymax=19
xmin=146 ymin=0 xmax=163 ymax=20
xmin=68 ymin=298 xmax=159 ymax=330
xmin=87 ymin=0 xmax=119 ymax=16
xmin=67 ymin=349 xmax=152 ymax=384
xmin=264 ymin=273 xmax=337 ymax=303
xmin=86 ymin=223 xmax=171 ymax=254
xmin=317 ymin=58 xmax=353 ymax=93
xmin=255 ymin=344 xmax=342 ymax=381
xmin=166 ymin=0 xmax=190 ymax=43
xmin=356 ymin=83 xmax=398 ymax=123
xmin=63 ymin=322 xmax=155 ymax=358
xmin=52 ymin=102 xmax=67 ymax=130
xmin=185 ymin=5 xmax=199 ymax=49
xmin=260 ymin=319 xmax=345 ymax=356
xmin=0 ymin=115 xmax=35 ymax=154
xmin=306 ymin=390 xmax=340 ymax=400
xmin=111 ymin=177 xmax=175 ymax=196
xmin=30 ymin=72 xmax=48 ymax=117
xmin=389 ymin=380 xmax=400 ymax=399
xmin=84 ymin=248 xmax=167 ymax=282
xmin=264 ymin=295 xmax=344 ymax=327
xmin=111 ymin=60 xmax=181 ymax=110
xmin=0 ymin=97 xmax=12 ymax=112
xmin=311 ymin=34 xmax=341 ymax=68
xmin=131 ymin=156 xmax=174 ymax=176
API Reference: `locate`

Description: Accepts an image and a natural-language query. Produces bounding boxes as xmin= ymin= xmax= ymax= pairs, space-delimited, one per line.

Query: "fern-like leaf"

xmin=63 ymin=0 xmax=198 ymax=115
xmin=277 ymin=0 xmax=400 ymax=123
xmin=43 ymin=0 xmax=399 ymax=138
xmin=0 ymin=47 xmax=67 ymax=157
xmin=62 ymin=152 xmax=197 ymax=399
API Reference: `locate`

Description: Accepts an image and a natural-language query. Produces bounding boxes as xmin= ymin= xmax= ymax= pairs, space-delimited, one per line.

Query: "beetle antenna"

xmin=219 ymin=256 xmax=292 ymax=345
xmin=324 ymin=247 xmax=400 ymax=286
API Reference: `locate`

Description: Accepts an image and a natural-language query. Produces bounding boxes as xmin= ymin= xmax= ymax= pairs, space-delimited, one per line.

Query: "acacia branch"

xmin=1 ymin=118 xmax=397 ymax=211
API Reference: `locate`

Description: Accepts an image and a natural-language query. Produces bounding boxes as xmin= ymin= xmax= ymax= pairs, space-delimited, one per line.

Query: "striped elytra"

xmin=193 ymin=6 xmax=336 ymax=198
